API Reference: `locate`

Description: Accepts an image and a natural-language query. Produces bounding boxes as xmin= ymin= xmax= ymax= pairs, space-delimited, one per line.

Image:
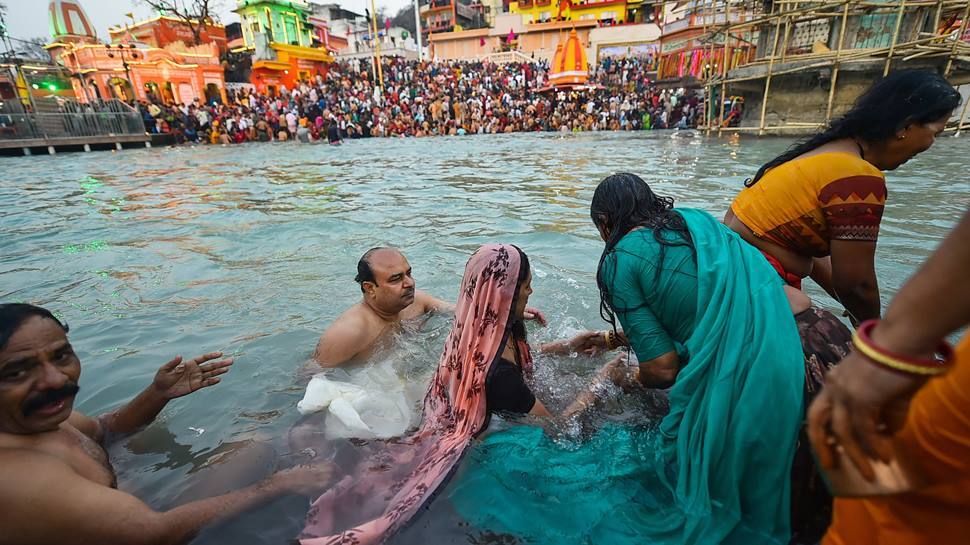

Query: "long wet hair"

xmin=747 ymin=70 xmax=960 ymax=186
xmin=591 ymin=173 xmax=693 ymax=332
xmin=509 ymin=245 xmax=530 ymax=343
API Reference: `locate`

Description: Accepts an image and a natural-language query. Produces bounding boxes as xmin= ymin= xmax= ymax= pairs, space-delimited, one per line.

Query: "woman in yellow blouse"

xmin=726 ymin=70 xmax=959 ymax=324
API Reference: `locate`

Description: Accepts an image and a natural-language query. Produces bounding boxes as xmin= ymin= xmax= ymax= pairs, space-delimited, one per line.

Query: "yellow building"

xmin=509 ymin=0 xmax=647 ymax=26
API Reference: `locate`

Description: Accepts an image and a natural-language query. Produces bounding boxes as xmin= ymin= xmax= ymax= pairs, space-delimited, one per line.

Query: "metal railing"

xmin=0 ymin=99 xmax=145 ymax=141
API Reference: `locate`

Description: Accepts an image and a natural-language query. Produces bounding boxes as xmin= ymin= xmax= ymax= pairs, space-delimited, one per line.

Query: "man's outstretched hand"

xmin=152 ymin=352 xmax=234 ymax=400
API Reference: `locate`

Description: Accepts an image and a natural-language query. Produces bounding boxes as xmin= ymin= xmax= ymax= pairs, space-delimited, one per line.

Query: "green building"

xmin=235 ymin=0 xmax=314 ymax=49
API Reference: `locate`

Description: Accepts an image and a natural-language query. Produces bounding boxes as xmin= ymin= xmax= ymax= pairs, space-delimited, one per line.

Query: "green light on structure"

xmin=31 ymin=83 xmax=39 ymax=89
xmin=47 ymin=84 xmax=57 ymax=92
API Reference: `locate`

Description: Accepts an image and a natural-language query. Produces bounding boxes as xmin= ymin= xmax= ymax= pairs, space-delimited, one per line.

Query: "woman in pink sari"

xmin=299 ymin=243 xmax=612 ymax=544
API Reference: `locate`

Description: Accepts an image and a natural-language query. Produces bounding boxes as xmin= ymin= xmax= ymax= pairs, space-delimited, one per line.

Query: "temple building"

xmin=233 ymin=0 xmax=334 ymax=94
xmin=547 ymin=28 xmax=589 ymax=87
xmin=46 ymin=0 xmax=227 ymax=104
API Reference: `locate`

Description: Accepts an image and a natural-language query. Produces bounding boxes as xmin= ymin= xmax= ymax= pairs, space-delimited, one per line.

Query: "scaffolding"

xmin=689 ymin=0 xmax=970 ymax=135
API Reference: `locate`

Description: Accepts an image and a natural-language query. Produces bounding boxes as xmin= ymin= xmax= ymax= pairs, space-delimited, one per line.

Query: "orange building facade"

xmin=249 ymin=43 xmax=333 ymax=92
xmin=50 ymin=43 xmax=227 ymax=104
xmin=46 ymin=0 xmax=228 ymax=104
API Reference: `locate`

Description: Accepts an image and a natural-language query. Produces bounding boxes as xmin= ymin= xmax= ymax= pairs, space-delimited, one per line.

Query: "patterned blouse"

xmin=731 ymin=152 xmax=887 ymax=257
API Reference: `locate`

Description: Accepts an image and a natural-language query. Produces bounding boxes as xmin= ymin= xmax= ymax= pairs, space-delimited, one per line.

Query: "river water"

xmin=2 ymin=132 xmax=968 ymax=544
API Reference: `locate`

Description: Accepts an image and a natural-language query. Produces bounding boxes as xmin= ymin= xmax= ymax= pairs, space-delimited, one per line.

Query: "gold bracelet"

xmin=608 ymin=330 xmax=619 ymax=350
xmin=852 ymin=330 xmax=951 ymax=376
xmin=602 ymin=330 xmax=612 ymax=350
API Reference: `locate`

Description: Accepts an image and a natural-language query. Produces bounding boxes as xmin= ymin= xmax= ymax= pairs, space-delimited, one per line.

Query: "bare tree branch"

xmin=13 ymin=36 xmax=49 ymax=60
xmin=136 ymin=0 xmax=223 ymax=46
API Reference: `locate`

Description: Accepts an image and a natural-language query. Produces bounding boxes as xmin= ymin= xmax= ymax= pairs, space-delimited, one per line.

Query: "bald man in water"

xmin=312 ymin=247 xmax=546 ymax=367
xmin=312 ymin=247 xmax=452 ymax=367
xmin=0 ymin=303 xmax=333 ymax=545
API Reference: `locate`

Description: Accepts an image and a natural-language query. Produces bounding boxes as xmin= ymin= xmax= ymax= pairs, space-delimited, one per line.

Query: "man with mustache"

xmin=312 ymin=247 xmax=546 ymax=367
xmin=0 ymin=303 xmax=333 ymax=545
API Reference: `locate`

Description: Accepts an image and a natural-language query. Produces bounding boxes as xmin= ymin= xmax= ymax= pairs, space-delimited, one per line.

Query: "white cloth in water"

xmin=297 ymin=360 xmax=424 ymax=440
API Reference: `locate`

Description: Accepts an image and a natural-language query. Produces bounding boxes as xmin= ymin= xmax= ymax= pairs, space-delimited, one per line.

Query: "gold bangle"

xmin=852 ymin=330 xmax=951 ymax=376
xmin=608 ymin=330 xmax=617 ymax=350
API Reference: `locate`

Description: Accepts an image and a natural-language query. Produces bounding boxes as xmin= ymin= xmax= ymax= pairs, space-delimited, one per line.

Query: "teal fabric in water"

xmin=447 ymin=209 xmax=805 ymax=545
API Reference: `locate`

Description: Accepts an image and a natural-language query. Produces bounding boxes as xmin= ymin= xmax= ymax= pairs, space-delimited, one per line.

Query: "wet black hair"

xmin=590 ymin=173 xmax=693 ymax=332
xmin=0 ymin=304 xmax=69 ymax=351
xmin=354 ymin=247 xmax=391 ymax=293
xmin=509 ymin=246 xmax=530 ymax=342
xmin=748 ymin=70 xmax=960 ymax=186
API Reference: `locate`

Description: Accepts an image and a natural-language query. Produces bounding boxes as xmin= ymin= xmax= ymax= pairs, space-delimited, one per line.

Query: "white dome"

xmin=49 ymin=0 xmax=97 ymax=42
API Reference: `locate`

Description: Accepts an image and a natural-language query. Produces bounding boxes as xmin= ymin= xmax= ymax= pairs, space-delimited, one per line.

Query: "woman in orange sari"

xmin=808 ymin=209 xmax=970 ymax=545
xmin=725 ymin=70 xmax=959 ymax=325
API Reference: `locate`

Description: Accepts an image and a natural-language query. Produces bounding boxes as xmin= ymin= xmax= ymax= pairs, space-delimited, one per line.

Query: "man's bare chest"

xmin=13 ymin=426 xmax=117 ymax=488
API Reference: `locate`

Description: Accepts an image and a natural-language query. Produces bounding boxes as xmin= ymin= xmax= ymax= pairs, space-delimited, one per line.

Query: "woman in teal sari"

xmin=449 ymin=173 xmax=806 ymax=544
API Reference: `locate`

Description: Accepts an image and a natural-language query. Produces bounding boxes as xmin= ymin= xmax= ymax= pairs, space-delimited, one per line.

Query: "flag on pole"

xmin=480 ymin=37 xmax=486 ymax=46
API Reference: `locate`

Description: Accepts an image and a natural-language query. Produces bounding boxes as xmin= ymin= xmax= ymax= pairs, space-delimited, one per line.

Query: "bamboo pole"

xmin=704 ymin=0 xmax=716 ymax=133
xmin=883 ymin=0 xmax=907 ymax=76
xmin=956 ymin=88 xmax=970 ymax=136
xmin=759 ymin=13 xmax=785 ymax=134
xmin=369 ymin=0 xmax=385 ymax=94
xmin=931 ymin=0 xmax=944 ymax=44
xmin=718 ymin=33 xmax=950 ymax=85
xmin=779 ymin=6 xmax=794 ymax=62
xmin=945 ymin=1 xmax=970 ymax=76
xmin=698 ymin=0 xmax=966 ymax=135
xmin=711 ymin=1 xmax=850 ymax=31
xmin=826 ymin=1 xmax=851 ymax=121
xmin=708 ymin=0 xmax=722 ymax=131
xmin=717 ymin=0 xmax=731 ymax=136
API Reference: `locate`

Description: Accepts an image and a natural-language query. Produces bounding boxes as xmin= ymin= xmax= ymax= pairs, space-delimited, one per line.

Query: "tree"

xmin=13 ymin=37 xmax=49 ymax=61
xmin=389 ymin=4 xmax=418 ymax=39
xmin=136 ymin=0 xmax=223 ymax=46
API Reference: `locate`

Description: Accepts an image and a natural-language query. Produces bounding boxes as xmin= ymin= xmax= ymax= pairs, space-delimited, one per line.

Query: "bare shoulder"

xmin=313 ymin=304 xmax=376 ymax=367
xmin=67 ymin=411 xmax=101 ymax=441
xmin=412 ymin=290 xmax=452 ymax=314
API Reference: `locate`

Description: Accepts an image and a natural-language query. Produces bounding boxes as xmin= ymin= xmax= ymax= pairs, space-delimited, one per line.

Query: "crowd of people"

xmin=137 ymin=56 xmax=702 ymax=144
xmin=3 ymin=70 xmax=967 ymax=545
